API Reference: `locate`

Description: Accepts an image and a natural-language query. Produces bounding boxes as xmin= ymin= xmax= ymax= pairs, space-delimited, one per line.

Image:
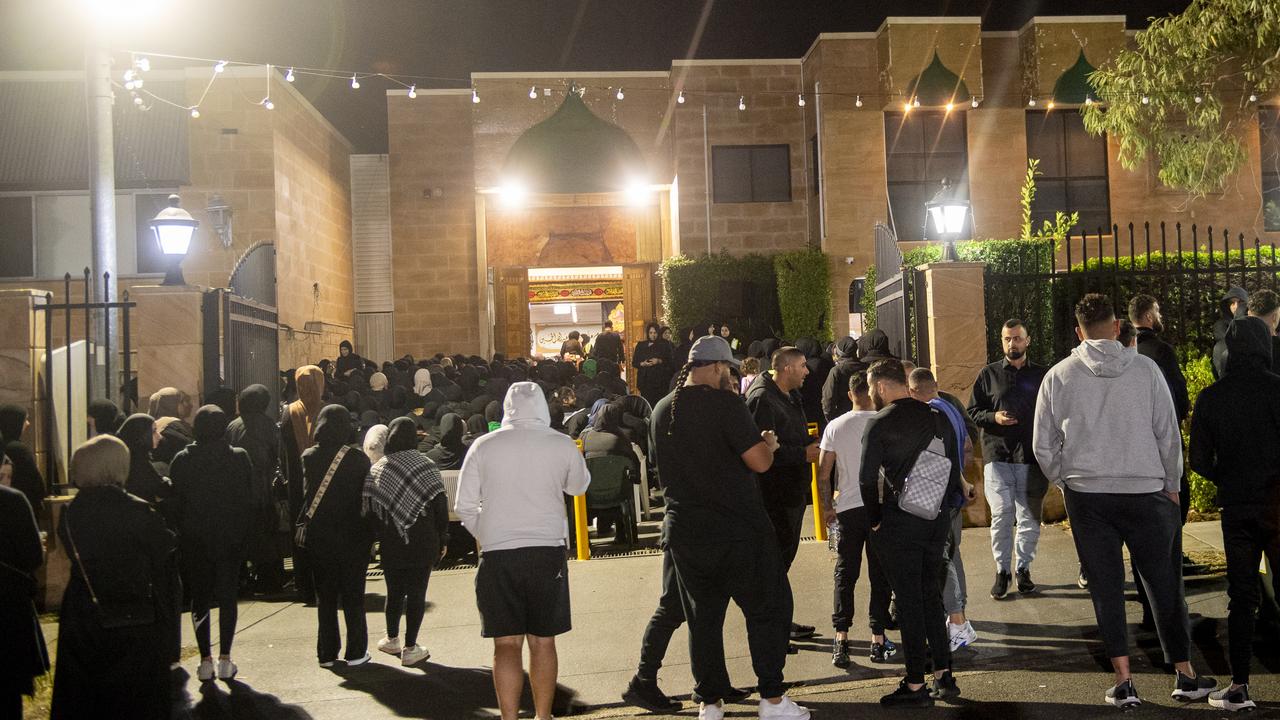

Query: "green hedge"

xmin=1180 ymin=354 xmax=1217 ymax=513
xmin=661 ymin=252 xmax=780 ymax=342
xmin=774 ymin=249 xmax=833 ymax=343
xmin=860 ymin=265 xmax=877 ymax=332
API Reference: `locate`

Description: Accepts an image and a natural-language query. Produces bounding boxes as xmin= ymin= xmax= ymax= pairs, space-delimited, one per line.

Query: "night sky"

xmin=4 ymin=0 xmax=1192 ymax=153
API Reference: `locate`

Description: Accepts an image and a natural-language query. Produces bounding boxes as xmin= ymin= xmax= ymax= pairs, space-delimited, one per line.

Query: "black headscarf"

xmin=484 ymin=400 xmax=503 ymax=426
xmin=0 ymin=405 xmax=44 ymax=509
xmin=192 ymin=405 xmax=230 ymax=444
xmin=384 ymin=416 xmax=419 ymax=455
xmin=88 ymin=398 xmax=125 ymax=436
xmin=463 ymin=414 xmax=487 ymax=445
xmin=205 ymin=386 xmax=238 ymax=419
xmin=0 ymin=404 xmax=25 ymax=443
xmin=226 ymin=385 xmax=278 ymax=493
xmin=314 ymin=404 xmax=354 ymax=449
xmin=153 ymin=417 xmax=194 ymax=467
xmin=118 ymin=413 xmax=169 ymax=506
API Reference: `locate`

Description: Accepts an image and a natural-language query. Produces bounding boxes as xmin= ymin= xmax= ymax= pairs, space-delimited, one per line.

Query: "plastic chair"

xmin=583 ymin=455 xmax=638 ymax=549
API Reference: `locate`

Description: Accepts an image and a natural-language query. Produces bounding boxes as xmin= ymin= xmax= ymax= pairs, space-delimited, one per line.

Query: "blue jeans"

xmin=985 ymin=462 xmax=1044 ymax=573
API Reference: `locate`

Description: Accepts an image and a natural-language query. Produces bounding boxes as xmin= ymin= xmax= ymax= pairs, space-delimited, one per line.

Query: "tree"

xmin=1082 ymin=0 xmax=1280 ymax=197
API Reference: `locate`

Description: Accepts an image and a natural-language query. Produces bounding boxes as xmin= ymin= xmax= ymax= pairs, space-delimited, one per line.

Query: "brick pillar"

xmin=130 ymin=285 xmax=206 ymax=413
xmin=0 ymin=290 xmax=49 ymax=482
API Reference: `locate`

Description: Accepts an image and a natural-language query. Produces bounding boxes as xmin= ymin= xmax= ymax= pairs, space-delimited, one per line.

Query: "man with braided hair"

xmin=626 ymin=336 xmax=810 ymax=720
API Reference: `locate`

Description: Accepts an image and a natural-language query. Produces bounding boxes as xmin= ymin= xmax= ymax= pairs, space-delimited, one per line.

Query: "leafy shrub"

xmin=774 ymin=249 xmax=833 ymax=343
xmin=661 ymin=252 xmax=780 ymax=342
xmin=1180 ymin=353 xmax=1218 ymax=513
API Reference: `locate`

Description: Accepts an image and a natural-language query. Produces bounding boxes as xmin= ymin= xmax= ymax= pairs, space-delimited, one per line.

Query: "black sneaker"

xmin=1016 ymin=567 xmax=1036 ymax=594
xmin=930 ymin=671 xmax=960 ymax=700
xmin=723 ymin=686 xmax=750 ymax=702
xmin=991 ymin=571 xmax=1012 ymax=600
xmin=831 ymin=639 xmax=851 ymax=669
xmin=870 ymin=639 xmax=898 ymax=663
xmin=1209 ymin=684 xmax=1256 ymax=712
xmin=1105 ymin=679 xmax=1142 ymax=709
xmin=1078 ymin=568 xmax=1089 ymax=589
xmin=880 ymin=678 xmax=933 ymax=707
xmin=1171 ymin=671 xmax=1217 ymax=702
xmin=622 ymin=676 xmax=681 ymax=713
xmin=790 ymin=622 xmax=816 ymax=640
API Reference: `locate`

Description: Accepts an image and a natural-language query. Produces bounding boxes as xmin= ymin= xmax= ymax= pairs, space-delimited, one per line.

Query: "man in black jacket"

xmin=1190 ymin=317 xmax=1280 ymax=712
xmin=1212 ymin=286 xmax=1249 ymax=378
xmin=591 ymin=321 xmax=625 ymax=364
xmin=747 ymin=346 xmax=820 ymax=642
xmin=1129 ymin=295 xmax=1189 ymax=422
xmin=860 ymin=358 xmax=963 ymax=706
xmin=822 ymin=337 xmax=861 ymax=422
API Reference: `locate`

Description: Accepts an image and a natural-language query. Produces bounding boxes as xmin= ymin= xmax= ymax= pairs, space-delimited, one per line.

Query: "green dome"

xmin=501 ymin=91 xmax=646 ymax=194
xmin=908 ymin=51 xmax=970 ymax=106
xmin=1053 ymin=51 xmax=1099 ymax=105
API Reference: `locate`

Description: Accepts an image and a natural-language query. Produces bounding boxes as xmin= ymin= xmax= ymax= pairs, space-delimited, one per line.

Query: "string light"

xmin=1249 ymin=93 xmax=1258 ymax=103
xmin=797 ymin=93 xmax=805 ymax=107
xmin=190 ymin=108 xmax=200 ymax=118
xmin=1141 ymin=95 xmax=1150 ymax=104
xmin=912 ymin=96 xmax=920 ymax=108
xmin=472 ymin=88 xmax=480 ymax=103
xmin=285 ymin=67 xmax=295 ymax=83
xmin=351 ymin=74 xmax=361 ymax=89
xmin=1028 ymin=97 xmax=1037 ymax=107
xmin=1194 ymin=94 xmax=1203 ymax=104
xmin=971 ymin=96 xmax=979 ymax=108
xmin=616 ymin=87 xmax=624 ymax=100
xmin=1047 ymin=100 xmax=1055 ymax=110
xmin=408 ymin=84 xmax=417 ymax=99
xmin=738 ymin=96 xmax=746 ymax=111
xmin=528 ymin=85 xmax=537 ymax=99
xmin=214 ymin=60 xmax=227 ymax=73
xmin=262 ymin=97 xmax=274 ymax=110
xmin=855 ymin=95 xmax=863 ymax=108
xmin=944 ymin=102 xmax=954 ymax=112
xmin=677 ymin=90 xmax=685 ymax=104
xmin=902 ymin=100 xmax=911 ymax=113
xmin=1084 ymin=96 xmax=1093 ymax=106
xmin=135 ymin=56 xmax=150 ymax=72
xmin=133 ymin=95 xmax=143 ymax=106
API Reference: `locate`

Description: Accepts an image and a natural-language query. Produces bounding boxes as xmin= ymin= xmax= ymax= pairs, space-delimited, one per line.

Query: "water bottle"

xmin=827 ymin=519 xmax=841 ymax=552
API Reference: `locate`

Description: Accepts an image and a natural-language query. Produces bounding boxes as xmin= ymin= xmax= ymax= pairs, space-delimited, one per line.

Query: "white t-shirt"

xmin=819 ymin=410 xmax=877 ymax=513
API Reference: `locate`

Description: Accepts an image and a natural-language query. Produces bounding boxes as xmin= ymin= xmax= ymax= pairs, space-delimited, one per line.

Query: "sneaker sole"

xmin=401 ymin=654 xmax=430 ymax=667
xmin=1105 ymin=696 xmax=1142 ymax=710
xmin=1208 ymin=698 xmax=1256 ymax=712
xmin=1172 ymin=689 xmax=1214 ymax=702
xmin=377 ymin=646 xmax=401 ymax=656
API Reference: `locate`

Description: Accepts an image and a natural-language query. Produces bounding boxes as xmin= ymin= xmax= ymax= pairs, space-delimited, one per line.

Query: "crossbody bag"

xmin=294 ymin=446 xmax=349 ymax=549
xmin=878 ymin=409 xmax=954 ymax=521
xmin=64 ymin=508 xmax=156 ymax=629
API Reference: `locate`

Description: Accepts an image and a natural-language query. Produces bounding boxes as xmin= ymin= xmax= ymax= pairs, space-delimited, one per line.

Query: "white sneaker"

xmin=318 ymin=660 xmax=336 ymax=668
xmin=948 ymin=620 xmax=977 ymax=652
xmin=216 ymin=658 xmax=237 ymax=680
xmin=376 ymin=636 xmax=402 ymax=655
xmin=196 ymin=658 xmax=215 ymax=682
xmin=346 ymin=653 xmax=373 ymax=667
xmin=699 ymin=700 xmax=725 ymax=720
xmin=401 ymin=644 xmax=431 ymax=666
xmin=759 ymin=695 xmax=811 ymax=719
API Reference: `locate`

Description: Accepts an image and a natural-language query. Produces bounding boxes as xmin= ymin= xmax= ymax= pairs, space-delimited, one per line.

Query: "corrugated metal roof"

xmin=0 ymin=79 xmax=189 ymax=191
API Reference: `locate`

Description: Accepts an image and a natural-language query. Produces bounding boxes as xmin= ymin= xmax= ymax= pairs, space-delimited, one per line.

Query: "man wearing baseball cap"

xmin=646 ymin=336 xmax=810 ymax=720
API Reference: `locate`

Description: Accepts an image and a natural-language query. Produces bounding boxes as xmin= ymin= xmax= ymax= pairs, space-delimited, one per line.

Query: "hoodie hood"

xmin=192 ymin=404 xmax=230 ymax=443
xmin=116 ymin=413 xmax=155 ymax=461
xmin=314 ymin=404 xmax=353 ymax=448
xmin=834 ymin=336 xmax=858 ymax=360
xmin=295 ymin=366 xmax=325 ymax=413
xmin=1220 ymin=286 xmax=1249 ymax=321
xmin=1070 ymin=339 xmax=1136 ymax=378
xmin=148 ymin=387 xmax=192 ymax=421
xmin=88 ymin=399 xmax=125 ymax=436
xmin=1225 ymin=316 xmax=1274 ymax=374
xmin=237 ymin=384 xmax=271 ymax=416
xmin=794 ymin=337 xmax=821 ymax=359
xmin=0 ymin=404 xmax=26 ymax=443
xmin=501 ymin=381 xmax=551 ymax=428
xmin=857 ymin=328 xmax=891 ymax=359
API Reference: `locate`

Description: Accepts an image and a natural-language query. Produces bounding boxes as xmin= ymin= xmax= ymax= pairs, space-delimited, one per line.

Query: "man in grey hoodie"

xmin=1033 ymin=294 xmax=1216 ymax=709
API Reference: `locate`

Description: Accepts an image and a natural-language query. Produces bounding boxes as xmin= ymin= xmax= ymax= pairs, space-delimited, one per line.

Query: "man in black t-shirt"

xmin=630 ymin=336 xmax=810 ymax=720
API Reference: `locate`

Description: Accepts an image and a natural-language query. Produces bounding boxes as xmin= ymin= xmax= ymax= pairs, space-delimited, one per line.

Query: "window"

xmin=884 ymin=112 xmax=969 ymax=241
xmin=1262 ymin=108 xmax=1280 ymax=232
xmin=1026 ymin=111 xmax=1110 ymax=234
xmin=712 ymin=145 xmax=791 ymax=203
xmin=0 ymin=196 xmax=34 ymax=278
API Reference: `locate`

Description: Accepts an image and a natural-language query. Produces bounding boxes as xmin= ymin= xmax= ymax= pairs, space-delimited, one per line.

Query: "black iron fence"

xmin=985 ymin=222 xmax=1280 ymax=363
xmin=874 ymin=223 xmax=928 ymax=364
xmin=202 ymin=289 xmax=281 ymax=418
xmin=34 ymin=269 xmax=135 ymax=490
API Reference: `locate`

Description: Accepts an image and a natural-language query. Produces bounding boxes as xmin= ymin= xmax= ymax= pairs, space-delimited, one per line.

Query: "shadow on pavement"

xmin=332 ymin=660 xmax=584 ymax=719
xmin=180 ymin=678 xmax=314 ymax=719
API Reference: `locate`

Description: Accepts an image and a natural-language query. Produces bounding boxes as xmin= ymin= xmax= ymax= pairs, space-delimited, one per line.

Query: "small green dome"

xmin=908 ymin=51 xmax=971 ymax=106
xmin=501 ymin=91 xmax=646 ymax=194
xmin=1053 ymin=51 xmax=1099 ymax=105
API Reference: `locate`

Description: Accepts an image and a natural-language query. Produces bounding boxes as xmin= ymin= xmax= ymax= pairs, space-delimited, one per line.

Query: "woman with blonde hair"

xmin=51 ymin=435 xmax=178 ymax=719
xmin=283 ymin=365 xmax=325 ymax=604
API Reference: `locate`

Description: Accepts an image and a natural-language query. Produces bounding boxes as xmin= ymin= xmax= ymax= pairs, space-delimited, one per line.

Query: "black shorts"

xmin=475 ymin=545 xmax=572 ymax=638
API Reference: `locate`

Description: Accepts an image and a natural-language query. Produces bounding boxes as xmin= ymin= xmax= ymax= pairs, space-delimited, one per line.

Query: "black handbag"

xmin=271 ymin=468 xmax=293 ymax=533
xmin=65 ymin=509 xmax=156 ymax=629
xmin=294 ymin=447 xmax=348 ymax=549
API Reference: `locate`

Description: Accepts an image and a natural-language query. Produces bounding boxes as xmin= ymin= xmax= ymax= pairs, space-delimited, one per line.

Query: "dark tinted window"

xmin=1026 ymin=111 xmax=1110 ymax=234
xmin=0 ymin=196 xmax=34 ymax=278
xmin=1262 ymin=108 xmax=1280 ymax=232
xmin=712 ymin=145 xmax=792 ymax=203
xmin=884 ymin=111 xmax=970 ymax=241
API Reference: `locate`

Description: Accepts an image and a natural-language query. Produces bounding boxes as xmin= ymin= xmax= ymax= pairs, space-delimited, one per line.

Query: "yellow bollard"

xmin=808 ymin=422 xmax=826 ymax=542
xmin=573 ymin=437 xmax=591 ymax=561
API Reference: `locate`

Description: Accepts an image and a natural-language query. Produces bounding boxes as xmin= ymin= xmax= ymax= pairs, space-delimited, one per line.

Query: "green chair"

xmin=584 ymin=455 xmax=638 ymax=549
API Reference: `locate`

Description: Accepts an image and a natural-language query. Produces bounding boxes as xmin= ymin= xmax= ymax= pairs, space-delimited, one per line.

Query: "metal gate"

xmin=202 ymin=290 xmax=280 ymax=418
xmin=873 ymin=223 xmax=927 ymax=364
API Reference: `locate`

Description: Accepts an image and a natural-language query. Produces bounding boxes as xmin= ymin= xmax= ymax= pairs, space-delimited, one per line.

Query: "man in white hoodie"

xmin=455 ymin=382 xmax=590 ymax=720
xmin=1033 ymin=294 xmax=1215 ymax=710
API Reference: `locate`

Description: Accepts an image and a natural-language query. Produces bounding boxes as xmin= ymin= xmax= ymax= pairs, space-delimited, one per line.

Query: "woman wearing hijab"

xmin=148 ymin=387 xmax=193 ymax=423
xmin=365 ymin=417 xmax=448 ymax=667
xmin=51 ymin=435 xmax=177 ymax=720
xmin=632 ymin=322 xmax=674 ymax=409
xmin=87 ymin=398 xmax=125 ymax=438
xmin=226 ymin=384 xmax=285 ymax=594
xmin=151 ymin=416 xmax=194 ymax=477
xmin=335 ymin=340 xmax=362 ymax=379
xmin=413 ymin=368 xmax=433 ymax=398
xmin=462 ymin=414 xmax=488 ymax=446
xmin=425 ymin=413 xmax=467 ymax=470
xmin=283 ymin=365 xmax=325 ymax=604
xmin=363 ymin=424 xmax=390 ymax=465
xmin=169 ymin=405 xmax=253 ymax=682
xmin=0 ymin=455 xmax=48 ymax=719
xmin=205 ymin=386 xmax=239 ymax=420
xmin=0 ymin=405 xmax=46 ymax=514
xmin=302 ymin=405 xmax=374 ymax=667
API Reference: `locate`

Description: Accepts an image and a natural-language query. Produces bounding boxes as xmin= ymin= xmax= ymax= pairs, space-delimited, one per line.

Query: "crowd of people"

xmin=1 ymin=288 xmax=1278 ymax=719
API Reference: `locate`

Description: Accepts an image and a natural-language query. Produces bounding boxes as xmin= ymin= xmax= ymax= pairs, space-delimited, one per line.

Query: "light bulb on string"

xmin=912 ymin=96 xmax=920 ymax=108
xmin=855 ymin=95 xmax=863 ymax=108
xmin=408 ymin=84 xmax=417 ymax=99
xmin=1194 ymin=94 xmax=1203 ymax=104
xmin=971 ymin=96 xmax=979 ymax=108
xmin=677 ymin=90 xmax=685 ymax=104
xmin=1084 ymin=96 xmax=1093 ymax=106
xmin=190 ymin=108 xmax=200 ymax=118
xmin=797 ymin=93 xmax=805 ymax=107
xmin=1141 ymin=95 xmax=1150 ymax=104
xmin=133 ymin=95 xmax=143 ymax=106
xmin=285 ymin=67 xmax=295 ymax=83
xmin=262 ymin=97 xmax=274 ymax=110
xmin=944 ymin=102 xmax=954 ymax=112
xmin=1028 ymin=97 xmax=1037 ymax=107
xmin=738 ymin=96 xmax=746 ymax=111
xmin=529 ymin=86 xmax=537 ymax=99
xmin=902 ymin=101 xmax=911 ymax=113
xmin=351 ymin=74 xmax=360 ymax=89
xmin=1047 ymin=100 xmax=1055 ymax=110
xmin=616 ymin=87 xmax=624 ymax=100
xmin=136 ymin=57 xmax=150 ymax=72
xmin=1249 ymin=93 xmax=1258 ymax=103
xmin=472 ymin=88 xmax=480 ymax=103
xmin=214 ymin=60 xmax=227 ymax=73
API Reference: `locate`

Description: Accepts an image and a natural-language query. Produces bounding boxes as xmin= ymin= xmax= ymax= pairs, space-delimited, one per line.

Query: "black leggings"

xmin=188 ymin=556 xmax=242 ymax=657
xmin=3 ymin=691 xmax=22 ymax=720
xmin=385 ymin=566 xmax=432 ymax=646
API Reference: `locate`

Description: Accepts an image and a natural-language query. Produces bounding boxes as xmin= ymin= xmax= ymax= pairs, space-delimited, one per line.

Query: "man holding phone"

xmin=967 ymin=319 xmax=1048 ymax=600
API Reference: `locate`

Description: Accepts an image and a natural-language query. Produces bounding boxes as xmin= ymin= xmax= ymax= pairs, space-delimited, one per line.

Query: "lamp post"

xmin=925 ymin=177 xmax=970 ymax=262
xmin=149 ymin=195 xmax=199 ymax=286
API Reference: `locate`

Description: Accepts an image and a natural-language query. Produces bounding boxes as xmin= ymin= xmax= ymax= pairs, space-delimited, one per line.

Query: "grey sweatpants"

xmin=1064 ymin=487 xmax=1190 ymax=663
xmin=942 ymin=508 xmax=967 ymax=615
